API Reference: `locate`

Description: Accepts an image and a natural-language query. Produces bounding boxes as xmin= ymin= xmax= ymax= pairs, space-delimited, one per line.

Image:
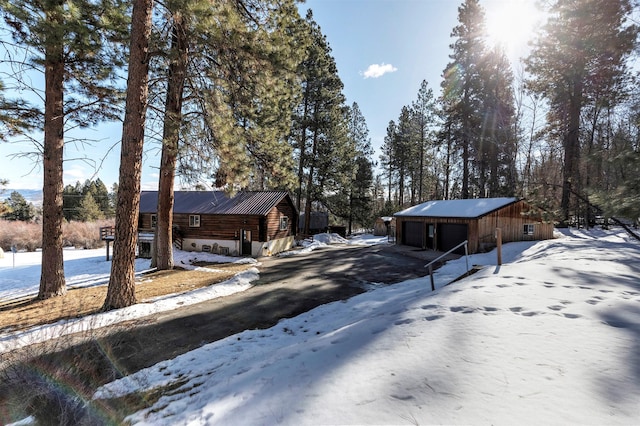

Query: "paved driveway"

xmin=104 ymin=243 xmax=434 ymax=373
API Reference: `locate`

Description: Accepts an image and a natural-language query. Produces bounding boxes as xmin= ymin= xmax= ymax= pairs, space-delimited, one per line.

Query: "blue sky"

xmin=1 ymin=0 xmax=541 ymax=191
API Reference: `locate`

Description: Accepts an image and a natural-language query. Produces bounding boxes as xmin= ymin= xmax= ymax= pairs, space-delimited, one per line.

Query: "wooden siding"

xmin=138 ymin=197 xmax=297 ymax=244
xmin=395 ymin=200 xmax=554 ymax=254
xmin=265 ymin=198 xmax=297 ymax=241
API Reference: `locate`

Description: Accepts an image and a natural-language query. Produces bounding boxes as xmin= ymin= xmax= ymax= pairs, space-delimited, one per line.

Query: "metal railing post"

xmin=424 ymin=239 xmax=469 ymax=290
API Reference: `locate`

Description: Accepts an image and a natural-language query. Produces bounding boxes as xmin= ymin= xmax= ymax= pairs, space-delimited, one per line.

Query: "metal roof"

xmin=139 ymin=191 xmax=294 ymax=216
xmin=394 ymin=198 xmax=519 ymax=219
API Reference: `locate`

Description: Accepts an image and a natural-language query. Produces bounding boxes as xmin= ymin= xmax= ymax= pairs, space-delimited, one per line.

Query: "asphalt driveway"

xmin=100 ymin=243 xmax=433 ymax=373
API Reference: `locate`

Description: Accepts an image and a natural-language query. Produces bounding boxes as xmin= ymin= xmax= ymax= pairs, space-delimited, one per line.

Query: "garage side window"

xmin=523 ymin=224 xmax=534 ymax=235
xmin=151 ymin=214 xmax=157 ymax=228
xmin=279 ymin=216 xmax=289 ymax=231
xmin=189 ymin=214 xmax=201 ymax=227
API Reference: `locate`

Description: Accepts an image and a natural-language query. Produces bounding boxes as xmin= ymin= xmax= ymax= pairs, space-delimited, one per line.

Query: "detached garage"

xmin=394 ymin=198 xmax=554 ymax=254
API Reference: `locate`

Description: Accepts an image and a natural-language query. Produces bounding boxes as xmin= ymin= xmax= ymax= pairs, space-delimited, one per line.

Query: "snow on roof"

xmin=394 ymin=197 xmax=519 ymax=219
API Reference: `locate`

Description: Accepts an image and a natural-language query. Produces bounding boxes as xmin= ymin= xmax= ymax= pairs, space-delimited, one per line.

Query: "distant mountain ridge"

xmin=1 ymin=189 xmax=43 ymax=205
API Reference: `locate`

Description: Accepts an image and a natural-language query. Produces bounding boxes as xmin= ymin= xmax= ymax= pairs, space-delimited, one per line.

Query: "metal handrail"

xmin=424 ymin=239 xmax=469 ymax=291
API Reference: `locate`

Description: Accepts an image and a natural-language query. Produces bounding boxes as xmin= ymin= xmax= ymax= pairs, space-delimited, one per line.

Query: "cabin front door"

xmin=241 ymin=229 xmax=252 ymax=256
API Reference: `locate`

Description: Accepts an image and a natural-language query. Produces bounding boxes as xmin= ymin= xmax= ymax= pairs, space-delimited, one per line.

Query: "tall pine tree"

xmin=1 ymin=0 xmax=129 ymax=299
xmin=441 ymin=0 xmax=487 ymax=199
xmin=103 ymin=0 xmax=153 ymax=310
xmin=525 ymin=0 xmax=637 ymax=224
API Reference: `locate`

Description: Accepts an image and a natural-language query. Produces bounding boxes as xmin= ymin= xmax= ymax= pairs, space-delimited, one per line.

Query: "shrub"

xmin=63 ymin=220 xmax=114 ymax=249
xmin=0 ymin=219 xmax=115 ymax=251
xmin=0 ymin=220 xmax=41 ymax=252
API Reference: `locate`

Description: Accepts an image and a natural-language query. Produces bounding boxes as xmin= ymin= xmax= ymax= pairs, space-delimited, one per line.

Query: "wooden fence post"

xmin=496 ymin=227 xmax=502 ymax=266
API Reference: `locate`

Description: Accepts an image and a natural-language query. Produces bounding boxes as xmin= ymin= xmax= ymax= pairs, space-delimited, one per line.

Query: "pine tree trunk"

xmin=156 ymin=15 xmax=187 ymax=271
xmin=561 ymin=80 xmax=583 ymax=226
xmin=418 ymin=131 xmax=424 ymax=203
xmin=296 ymin=84 xmax=310 ymax=213
xmin=103 ymin=0 xmax=153 ymax=310
xmin=38 ymin=7 xmax=66 ymax=300
xmin=303 ymin=126 xmax=319 ymax=236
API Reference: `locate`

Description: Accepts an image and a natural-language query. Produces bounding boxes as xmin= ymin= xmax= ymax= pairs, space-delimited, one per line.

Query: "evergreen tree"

xmin=151 ymin=0 xmax=303 ymax=269
xmin=334 ymin=102 xmax=374 ymax=234
xmin=103 ymin=0 xmax=153 ymax=310
xmin=293 ymin=11 xmax=348 ymax=234
xmin=2 ymin=191 xmax=35 ymax=221
xmin=62 ymin=179 xmax=112 ymax=221
xmin=92 ymin=178 xmax=112 ymax=217
xmin=0 ymin=0 xmax=129 ymax=299
xmin=478 ymin=45 xmax=517 ymax=197
xmin=62 ymin=182 xmax=83 ymax=221
xmin=525 ymin=0 xmax=637 ymax=224
xmin=393 ymin=106 xmax=415 ymax=206
xmin=441 ymin=0 xmax=487 ymax=199
xmin=348 ymin=103 xmax=374 ymax=232
xmin=0 ymin=179 xmax=8 ymax=216
xmin=411 ymin=80 xmax=439 ymax=203
xmin=379 ymin=120 xmax=397 ymax=204
xmin=77 ymin=192 xmax=104 ymax=222
xmin=0 ymin=80 xmax=39 ymax=140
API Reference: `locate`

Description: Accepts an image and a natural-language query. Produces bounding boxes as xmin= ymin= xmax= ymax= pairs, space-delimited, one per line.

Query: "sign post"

xmin=11 ymin=245 xmax=16 ymax=268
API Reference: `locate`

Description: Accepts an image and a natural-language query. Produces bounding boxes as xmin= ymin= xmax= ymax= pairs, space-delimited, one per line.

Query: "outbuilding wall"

xmin=395 ymin=200 xmax=553 ymax=254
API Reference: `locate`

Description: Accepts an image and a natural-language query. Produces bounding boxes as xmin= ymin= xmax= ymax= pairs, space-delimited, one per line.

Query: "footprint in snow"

xmin=421 ymin=304 xmax=440 ymax=310
xmin=563 ymin=313 xmax=582 ymax=319
xmin=547 ymin=305 xmax=565 ymax=311
xmin=424 ymin=315 xmax=444 ymax=321
xmin=450 ymin=306 xmax=476 ymax=314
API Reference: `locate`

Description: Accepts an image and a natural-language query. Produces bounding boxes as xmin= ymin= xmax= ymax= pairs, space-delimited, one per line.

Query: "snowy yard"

xmin=3 ymin=230 xmax=640 ymax=424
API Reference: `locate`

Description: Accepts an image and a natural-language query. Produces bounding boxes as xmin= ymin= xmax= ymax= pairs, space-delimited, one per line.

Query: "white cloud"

xmin=63 ymin=165 xmax=88 ymax=184
xmin=362 ymin=63 xmax=398 ymax=79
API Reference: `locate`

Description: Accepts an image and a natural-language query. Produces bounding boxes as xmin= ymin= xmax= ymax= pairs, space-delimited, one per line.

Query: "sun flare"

xmin=485 ymin=0 xmax=545 ymax=55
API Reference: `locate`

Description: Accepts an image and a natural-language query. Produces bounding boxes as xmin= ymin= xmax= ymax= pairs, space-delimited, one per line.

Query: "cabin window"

xmin=189 ymin=215 xmax=201 ymax=227
xmin=279 ymin=216 xmax=289 ymax=231
xmin=151 ymin=214 xmax=157 ymax=228
xmin=523 ymin=224 xmax=534 ymax=235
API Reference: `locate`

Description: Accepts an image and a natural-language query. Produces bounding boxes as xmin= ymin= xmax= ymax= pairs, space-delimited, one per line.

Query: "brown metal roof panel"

xmin=222 ymin=191 xmax=288 ymax=215
xmin=140 ymin=190 xmax=291 ymax=216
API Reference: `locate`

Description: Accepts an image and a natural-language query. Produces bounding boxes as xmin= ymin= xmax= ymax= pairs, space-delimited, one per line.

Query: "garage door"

xmin=402 ymin=221 xmax=424 ymax=247
xmin=438 ymin=224 xmax=468 ymax=254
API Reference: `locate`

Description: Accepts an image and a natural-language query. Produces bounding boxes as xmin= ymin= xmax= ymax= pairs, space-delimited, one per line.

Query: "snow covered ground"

xmin=3 ymin=230 xmax=640 ymax=424
xmin=91 ymin=228 xmax=640 ymax=425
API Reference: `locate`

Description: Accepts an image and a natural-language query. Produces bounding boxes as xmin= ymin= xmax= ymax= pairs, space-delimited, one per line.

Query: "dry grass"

xmin=0 ymin=263 xmax=253 ymax=334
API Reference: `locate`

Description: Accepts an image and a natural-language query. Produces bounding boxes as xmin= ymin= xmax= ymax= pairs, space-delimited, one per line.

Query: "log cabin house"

xmin=138 ymin=191 xmax=298 ymax=257
xmin=394 ymin=198 xmax=554 ymax=254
